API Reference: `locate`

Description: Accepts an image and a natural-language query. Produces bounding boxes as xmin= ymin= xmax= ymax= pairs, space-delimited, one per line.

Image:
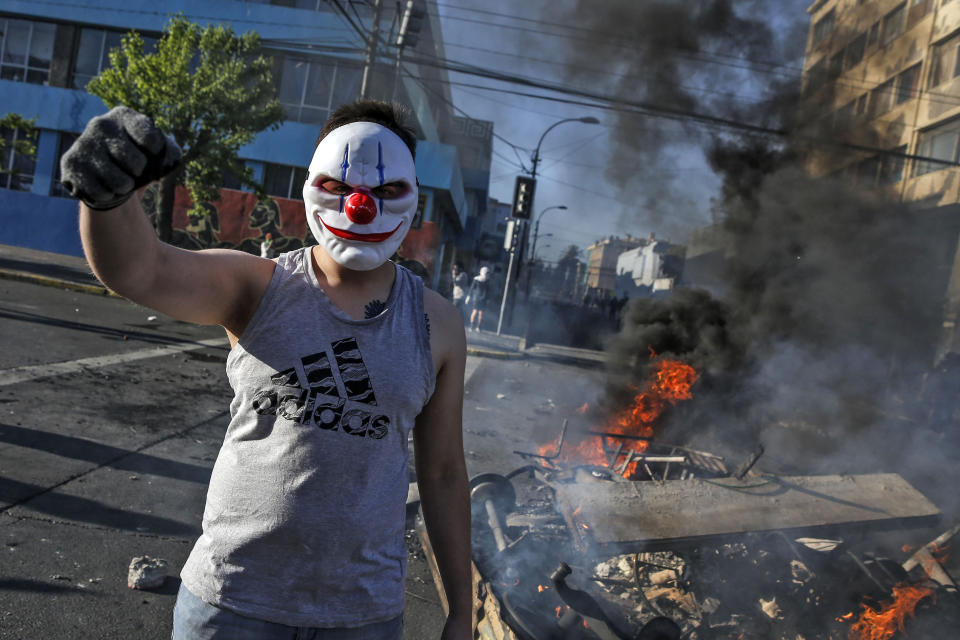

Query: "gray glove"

xmin=60 ymin=106 xmax=182 ymax=211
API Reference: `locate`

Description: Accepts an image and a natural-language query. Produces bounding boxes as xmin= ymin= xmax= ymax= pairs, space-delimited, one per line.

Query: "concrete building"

xmin=802 ymin=0 xmax=960 ymax=358
xmin=615 ymin=233 xmax=685 ymax=297
xmin=0 ymin=0 xmax=486 ymax=289
xmin=585 ymin=234 xmax=643 ymax=295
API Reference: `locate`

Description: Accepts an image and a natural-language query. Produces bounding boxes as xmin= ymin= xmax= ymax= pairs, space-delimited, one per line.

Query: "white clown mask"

xmin=303 ymin=121 xmax=418 ymax=271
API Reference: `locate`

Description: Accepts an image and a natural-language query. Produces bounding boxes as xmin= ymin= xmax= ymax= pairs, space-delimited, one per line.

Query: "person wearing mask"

xmin=59 ymin=100 xmax=472 ymax=640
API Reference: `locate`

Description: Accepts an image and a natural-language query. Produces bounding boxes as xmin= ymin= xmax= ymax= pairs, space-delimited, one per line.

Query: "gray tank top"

xmin=180 ymin=247 xmax=435 ymax=627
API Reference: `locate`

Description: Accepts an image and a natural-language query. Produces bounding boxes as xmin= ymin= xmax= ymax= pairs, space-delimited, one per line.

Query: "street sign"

xmin=504 ymin=219 xmax=516 ymax=250
xmin=511 ymin=176 xmax=536 ymax=219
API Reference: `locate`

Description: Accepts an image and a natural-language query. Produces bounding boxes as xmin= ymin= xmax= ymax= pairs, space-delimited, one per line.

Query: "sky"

xmin=432 ymin=0 xmax=813 ymax=263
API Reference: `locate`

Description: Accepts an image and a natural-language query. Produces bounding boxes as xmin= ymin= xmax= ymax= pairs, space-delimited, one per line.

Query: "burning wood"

xmin=529 ymin=356 xmax=698 ymax=478
xmin=842 ymin=582 xmax=936 ymax=640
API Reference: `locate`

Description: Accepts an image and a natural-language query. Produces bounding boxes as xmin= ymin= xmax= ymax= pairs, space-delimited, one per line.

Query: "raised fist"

xmin=60 ymin=106 xmax=182 ymax=210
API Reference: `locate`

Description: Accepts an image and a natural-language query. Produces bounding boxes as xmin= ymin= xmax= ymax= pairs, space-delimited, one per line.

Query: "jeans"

xmin=172 ymin=583 xmax=403 ymax=640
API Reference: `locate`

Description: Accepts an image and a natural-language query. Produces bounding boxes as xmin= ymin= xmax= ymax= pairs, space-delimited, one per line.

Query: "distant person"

xmin=466 ymin=266 xmax=491 ymax=331
xmin=259 ymin=232 xmax=275 ymax=259
xmin=450 ymin=262 xmax=468 ymax=321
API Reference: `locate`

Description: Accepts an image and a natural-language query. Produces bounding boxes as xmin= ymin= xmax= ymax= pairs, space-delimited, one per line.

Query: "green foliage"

xmin=0 ymin=113 xmax=38 ymax=175
xmin=87 ymin=14 xmax=284 ymax=208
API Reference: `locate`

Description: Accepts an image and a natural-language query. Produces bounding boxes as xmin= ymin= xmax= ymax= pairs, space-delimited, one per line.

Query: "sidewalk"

xmin=0 ymin=244 xmax=607 ymax=367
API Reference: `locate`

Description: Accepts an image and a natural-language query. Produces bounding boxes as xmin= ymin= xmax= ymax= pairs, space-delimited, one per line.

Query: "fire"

xmin=537 ymin=354 xmax=698 ymax=477
xmin=538 ymin=584 xmax=549 ymax=592
xmin=844 ymin=582 xmax=935 ymax=640
xmin=932 ymin=542 xmax=950 ymax=564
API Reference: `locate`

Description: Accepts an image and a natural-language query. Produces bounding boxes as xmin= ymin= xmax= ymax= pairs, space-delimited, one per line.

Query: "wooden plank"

xmin=554 ymin=473 xmax=940 ymax=548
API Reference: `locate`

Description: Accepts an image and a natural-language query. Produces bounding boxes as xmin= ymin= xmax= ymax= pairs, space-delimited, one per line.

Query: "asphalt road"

xmin=0 ymin=276 xmax=605 ymax=639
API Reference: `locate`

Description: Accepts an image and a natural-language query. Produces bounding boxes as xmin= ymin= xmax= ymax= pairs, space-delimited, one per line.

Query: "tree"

xmin=87 ymin=15 xmax=285 ymax=242
xmin=0 ymin=113 xmax=38 ymax=188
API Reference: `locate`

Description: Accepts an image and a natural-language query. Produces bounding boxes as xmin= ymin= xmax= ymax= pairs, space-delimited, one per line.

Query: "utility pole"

xmin=497 ymin=219 xmax=524 ymax=335
xmin=360 ymin=0 xmax=383 ymax=99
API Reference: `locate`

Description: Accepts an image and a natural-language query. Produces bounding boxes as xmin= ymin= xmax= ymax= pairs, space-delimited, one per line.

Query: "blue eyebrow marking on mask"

xmin=376 ymin=142 xmax=385 ymax=214
xmin=339 ymin=144 xmax=350 ymax=213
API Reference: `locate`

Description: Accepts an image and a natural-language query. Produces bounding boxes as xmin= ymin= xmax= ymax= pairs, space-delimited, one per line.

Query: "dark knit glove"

xmin=59 ymin=106 xmax=182 ymax=211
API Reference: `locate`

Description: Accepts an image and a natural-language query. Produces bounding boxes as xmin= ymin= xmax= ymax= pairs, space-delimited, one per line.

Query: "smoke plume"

xmin=558 ymin=0 xmax=960 ymax=490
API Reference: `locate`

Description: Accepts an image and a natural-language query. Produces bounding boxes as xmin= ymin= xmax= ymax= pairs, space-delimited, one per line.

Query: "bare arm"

xmin=64 ymin=107 xmax=273 ymax=337
xmin=80 ymin=198 xmax=274 ymax=336
xmin=415 ymin=290 xmax=471 ymax=638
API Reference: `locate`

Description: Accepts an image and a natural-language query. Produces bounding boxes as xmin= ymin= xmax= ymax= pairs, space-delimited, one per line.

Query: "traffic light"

xmin=512 ymin=175 xmax=536 ymax=219
xmin=397 ymin=0 xmax=425 ymax=49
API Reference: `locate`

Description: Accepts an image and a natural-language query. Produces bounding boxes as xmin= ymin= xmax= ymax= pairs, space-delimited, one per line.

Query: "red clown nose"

xmin=344 ymin=192 xmax=377 ymax=224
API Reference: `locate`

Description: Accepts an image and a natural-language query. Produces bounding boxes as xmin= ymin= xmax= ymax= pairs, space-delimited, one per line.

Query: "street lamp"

xmin=498 ymin=115 xmax=600 ymax=335
xmin=530 ymin=205 xmax=566 ymax=265
xmin=524 ymin=115 xmax=598 ymax=264
xmin=530 ymin=116 xmax=600 ymax=180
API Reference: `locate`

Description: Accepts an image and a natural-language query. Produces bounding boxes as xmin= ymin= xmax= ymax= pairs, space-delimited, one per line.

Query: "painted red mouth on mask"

xmin=319 ymin=217 xmax=402 ymax=243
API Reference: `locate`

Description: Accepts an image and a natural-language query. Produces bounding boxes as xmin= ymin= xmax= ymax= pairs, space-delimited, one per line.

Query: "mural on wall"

xmin=140 ymin=184 xmax=312 ymax=253
xmin=139 ymin=184 xmax=437 ymax=280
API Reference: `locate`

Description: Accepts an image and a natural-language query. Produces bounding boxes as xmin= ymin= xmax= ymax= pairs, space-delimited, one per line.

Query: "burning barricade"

xmin=418 ymin=354 xmax=959 ymax=639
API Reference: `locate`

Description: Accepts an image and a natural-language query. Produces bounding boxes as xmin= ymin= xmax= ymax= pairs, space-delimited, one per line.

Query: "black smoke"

xmin=558 ymin=1 xmax=960 ymax=481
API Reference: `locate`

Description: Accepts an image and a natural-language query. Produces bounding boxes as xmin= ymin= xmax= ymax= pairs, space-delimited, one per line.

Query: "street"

xmin=0 ymin=277 xmax=605 ymax=639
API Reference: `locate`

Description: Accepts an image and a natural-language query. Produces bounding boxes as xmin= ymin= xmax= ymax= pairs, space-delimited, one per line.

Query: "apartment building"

xmin=585 ymin=234 xmax=644 ymax=295
xmin=804 ymin=0 xmax=960 ymax=357
xmin=0 ymin=0 xmax=486 ymax=287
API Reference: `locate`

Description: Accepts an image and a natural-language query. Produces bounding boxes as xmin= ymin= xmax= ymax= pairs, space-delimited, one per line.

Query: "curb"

xmin=466 ymin=346 xmax=525 ymax=360
xmin=0 ymin=267 xmax=118 ymax=297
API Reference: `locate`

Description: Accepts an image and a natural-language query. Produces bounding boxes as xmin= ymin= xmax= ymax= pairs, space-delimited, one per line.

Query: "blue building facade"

xmin=0 ymin=0 xmax=488 ymax=288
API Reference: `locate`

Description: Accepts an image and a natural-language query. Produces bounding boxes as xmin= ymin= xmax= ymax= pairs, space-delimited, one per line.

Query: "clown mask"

xmin=302 ymin=122 xmax=418 ymax=271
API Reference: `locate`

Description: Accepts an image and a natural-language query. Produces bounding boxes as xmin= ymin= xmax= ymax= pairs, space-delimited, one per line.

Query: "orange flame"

xmin=538 ymin=584 xmax=549 ymax=592
xmin=845 ymin=582 xmax=935 ymax=640
xmin=537 ymin=357 xmax=698 ymax=477
xmin=932 ymin=542 xmax=950 ymax=564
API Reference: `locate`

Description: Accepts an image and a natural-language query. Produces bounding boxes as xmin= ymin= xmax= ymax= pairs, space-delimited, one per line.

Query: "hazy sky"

xmin=434 ymin=0 xmax=812 ymax=262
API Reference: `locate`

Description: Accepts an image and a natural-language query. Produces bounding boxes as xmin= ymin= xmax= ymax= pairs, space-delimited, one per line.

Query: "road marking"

xmin=464 ymin=355 xmax=481 ymax=387
xmin=0 ymin=337 xmax=229 ymax=387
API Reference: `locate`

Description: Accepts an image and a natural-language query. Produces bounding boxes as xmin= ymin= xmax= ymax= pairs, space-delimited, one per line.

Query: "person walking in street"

xmin=466 ymin=266 xmax=491 ymax=332
xmin=59 ymin=100 xmax=472 ymax=640
xmin=450 ymin=262 xmax=467 ymax=323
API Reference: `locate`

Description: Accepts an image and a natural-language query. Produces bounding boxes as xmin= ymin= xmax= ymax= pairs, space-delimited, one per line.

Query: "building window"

xmin=263 ymin=163 xmax=308 ymax=200
xmin=828 ymin=51 xmax=843 ymax=79
xmin=882 ymin=3 xmax=907 ymax=45
xmin=844 ymin=33 xmax=866 ymax=70
xmin=71 ymin=28 xmax=157 ymax=90
xmin=855 ymin=93 xmax=868 ymax=115
xmin=868 ymin=78 xmax=895 ymax=119
xmin=805 ymin=57 xmax=827 ymax=95
xmin=51 ymin=132 xmax=80 ymax=198
xmin=929 ymin=30 xmax=960 ymax=88
xmin=915 ymin=119 xmax=960 ymax=175
xmin=868 ymin=21 xmax=881 ymax=46
xmin=812 ymin=9 xmax=835 ymax=46
xmin=0 ymin=125 xmax=38 ymax=191
xmin=895 ymin=64 xmax=921 ymax=104
xmin=0 ymin=18 xmax=55 ymax=85
xmin=276 ymin=56 xmax=362 ymax=124
xmin=880 ymin=146 xmax=907 ymax=184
